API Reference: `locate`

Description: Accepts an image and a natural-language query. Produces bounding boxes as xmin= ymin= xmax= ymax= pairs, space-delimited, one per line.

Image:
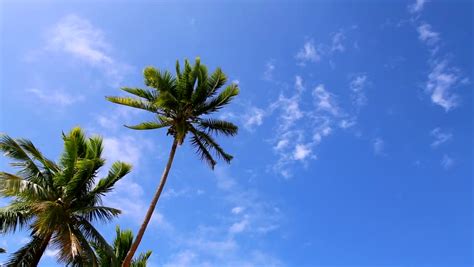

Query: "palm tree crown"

xmin=106 ymin=58 xmax=239 ymax=266
xmin=0 ymin=127 xmax=131 ymax=266
xmin=106 ymin=57 xmax=239 ymax=168
xmin=94 ymin=226 xmax=152 ymax=267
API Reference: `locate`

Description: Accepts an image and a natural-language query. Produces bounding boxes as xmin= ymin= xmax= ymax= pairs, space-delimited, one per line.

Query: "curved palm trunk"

xmin=122 ymin=139 xmax=179 ymax=267
xmin=31 ymin=232 xmax=53 ymax=267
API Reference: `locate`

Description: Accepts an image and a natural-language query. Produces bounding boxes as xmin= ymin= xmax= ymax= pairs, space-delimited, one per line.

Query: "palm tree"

xmin=0 ymin=248 xmax=5 ymax=253
xmin=0 ymin=127 xmax=131 ymax=266
xmin=106 ymin=57 xmax=239 ymax=266
xmin=93 ymin=226 xmax=151 ymax=267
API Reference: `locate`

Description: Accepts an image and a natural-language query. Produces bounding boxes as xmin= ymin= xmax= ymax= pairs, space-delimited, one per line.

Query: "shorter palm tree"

xmin=0 ymin=127 xmax=131 ymax=266
xmin=94 ymin=226 xmax=152 ymax=267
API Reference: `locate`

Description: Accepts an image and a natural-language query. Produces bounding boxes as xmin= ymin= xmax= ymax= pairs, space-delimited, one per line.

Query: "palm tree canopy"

xmin=0 ymin=127 xmax=131 ymax=266
xmin=106 ymin=57 xmax=239 ymax=168
xmin=94 ymin=226 xmax=152 ymax=267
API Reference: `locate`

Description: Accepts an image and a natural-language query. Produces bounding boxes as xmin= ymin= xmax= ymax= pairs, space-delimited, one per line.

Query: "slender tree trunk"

xmin=31 ymin=232 xmax=53 ymax=267
xmin=122 ymin=139 xmax=179 ymax=267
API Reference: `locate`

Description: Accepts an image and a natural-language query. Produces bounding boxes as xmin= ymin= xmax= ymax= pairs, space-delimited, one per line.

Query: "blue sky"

xmin=0 ymin=0 xmax=472 ymax=266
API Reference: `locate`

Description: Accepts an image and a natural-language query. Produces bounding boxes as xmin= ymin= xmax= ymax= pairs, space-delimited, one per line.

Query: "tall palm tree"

xmin=93 ymin=226 xmax=152 ymax=267
xmin=0 ymin=248 xmax=5 ymax=253
xmin=106 ymin=57 xmax=239 ymax=266
xmin=0 ymin=127 xmax=131 ymax=266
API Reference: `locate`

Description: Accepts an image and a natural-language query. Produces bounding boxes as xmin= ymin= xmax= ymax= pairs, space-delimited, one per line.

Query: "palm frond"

xmin=191 ymin=64 xmax=210 ymax=105
xmin=91 ymin=161 xmax=131 ymax=197
xmin=64 ymin=158 xmax=104 ymax=201
xmin=205 ymin=67 xmax=227 ymax=98
xmin=143 ymin=67 xmax=177 ymax=97
xmin=0 ymin=134 xmax=45 ymax=182
xmin=113 ymin=226 xmax=134 ymax=263
xmin=0 ymin=172 xmax=51 ymax=199
xmin=5 ymin=235 xmax=48 ymax=267
xmin=121 ymin=87 xmax=156 ymax=101
xmin=106 ymin=96 xmax=157 ymax=113
xmin=73 ymin=206 xmax=121 ymax=222
xmin=52 ymin=224 xmax=82 ymax=265
xmin=125 ymin=120 xmax=170 ymax=130
xmin=31 ymin=201 xmax=67 ymax=236
xmin=190 ymin=135 xmax=216 ymax=169
xmin=85 ymin=136 xmax=104 ymax=161
xmin=76 ymin=218 xmax=115 ymax=265
xmin=198 ymin=119 xmax=238 ymax=136
xmin=195 ymin=83 xmax=239 ymax=115
xmin=57 ymin=127 xmax=88 ymax=187
xmin=192 ymin=129 xmax=233 ymax=164
xmin=17 ymin=138 xmax=59 ymax=176
xmin=0 ymin=201 xmax=32 ymax=233
xmin=132 ymin=250 xmax=152 ymax=267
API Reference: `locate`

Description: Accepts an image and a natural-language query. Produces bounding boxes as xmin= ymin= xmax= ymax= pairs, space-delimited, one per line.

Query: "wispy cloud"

xmin=296 ymin=39 xmax=320 ymax=64
xmin=268 ymin=76 xmax=349 ymax=177
xmin=430 ymin=127 xmax=452 ymax=148
xmin=231 ymin=206 xmax=245 ymax=215
xmin=426 ymin=61 xmax=461 ymax=111
xmin=27 ymin=88 xmax=84 ymax=107
xmin=263 ymin=60 xmax=276 ymax=81
xmin=408 ymin=1 xmax=467 ymax=112
xmin=441 ymin=154 xmax=454 ymax=169
xmin=293 ymin=144 xmax=311 ymax=161
xmin=243 ymin=107 xmax=265 ymax=131
xmin=349 ymin=74 xmax=369 ymax=108
xmin=417 ymin=23 xmax=440 ymax=46
xmin=313 ymin=84 xmax=340 ymax=116
xmin=408 ymin=0 xmax=428 ymax=14
xmin=331 ymin=31 xmax=346 ymax=53
xmin=162 ymin=167 xmax=283 ymax=267
xmin=373 ymin=138 xmax=385 ymax=156
xmin=44 ymin=14 xmax=130 ymax=86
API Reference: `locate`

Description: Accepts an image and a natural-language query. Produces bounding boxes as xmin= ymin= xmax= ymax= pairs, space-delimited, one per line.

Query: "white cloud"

xmin=231 ymin=206 xmax=245 ymax=215
xmin=409 ymin=0 xmax=428 ymax=13
xmin=27 ymin=88 xmax=84 ymax=107
xmin=313 ymin=84 xmax=340 ymax=116
xmin=295 ymin=75 xmax=304 ymax=92
xmin=243 ymin=107 xmax=265 ymax=131
xmin=161 ymin=171 xmax=283 ymax=266
xmin=274 ymin=139 xmax=289 ymax=151
xmin=48 ymin=14 xmax=112 ymax=65
xmin=349 ymin=75 xmax=368 ymax=108
xmin=417 ymin=23 xmax=440 ymax=46
xmin=214 ymin=166 xmax=237 ymax=190
xmin=426 ymin=61 xmax=460 ymax=111
xmin=102 ymin=136 xmax=143 ymax=167
xmin=45 ymin=249 xmax=59 ymax=258
xmin=95 ymin=107 xmax=144 ymax=132
xmin=373 ymin=138 xmax=385 ymax=156
xmin=441 ymin=154 xmax=454 ymax=169
xmin=229 ymin=218 xmax=249 ymax=234
xmin=293 ymin=144 xmax=311 ymax=161
xmin=163 ymin=250 xmax=198 ymax=267
xmin=339 ymin=119 xmax=356 ymax=129
xmin=46 ymin=14 xmax=130 ymax=86
xmin=263 ymin=61 xmax=275 ymax=81
xmin=268 ymin=79 xmax=350 ymax=177
xmin=430 ymin=127 xmax=452 ymax=148
xmin=331 ymin=31 xmax=346 ymax=53
xmin=296 ymin=39 xmax=320 ymax=64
